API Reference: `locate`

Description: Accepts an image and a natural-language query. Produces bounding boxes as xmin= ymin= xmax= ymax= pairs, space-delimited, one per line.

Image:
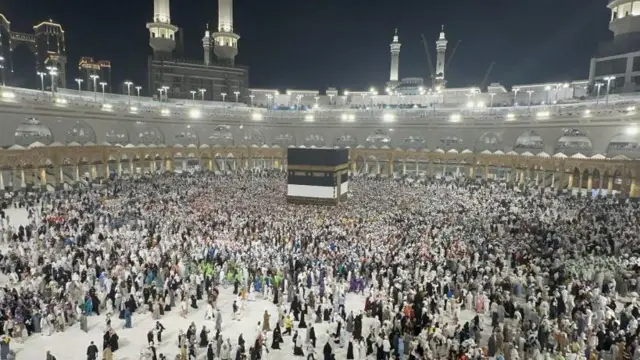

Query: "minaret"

xmin=202 ymin=25 xmax=211 ymax=65
xmin=146 ymin=0 xmax=178 ymax=59
xmin=213 ymin=0 xmax=240 ymax=66
xmin=435 ymin=25 xmax=448 ymax=88
xmin=389 ymin=28 xmax=401 ymax=86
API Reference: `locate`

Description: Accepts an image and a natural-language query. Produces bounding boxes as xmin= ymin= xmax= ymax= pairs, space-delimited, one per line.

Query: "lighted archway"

xmin=14 ymin=117 xmax=53 ymax=146
xmin=303 ymin=134 xmax=325 ymax=147
xmin=475 ymin=131 xmax=503 ymax=152
xmin=209 ymin=125 xmax=234 ymax=147
xmin=514 ymin=130 xmax=544 ymax=152
xmin=366 ymin=129 xmax=392 ymax=148
xmin=555 ymin=129 xmax=593 ymax=155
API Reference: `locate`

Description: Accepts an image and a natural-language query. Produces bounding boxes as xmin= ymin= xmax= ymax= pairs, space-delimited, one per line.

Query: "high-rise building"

xmin=146 ymin=0 xmax=248 ymax=102
xmin=590 ymin=1 xmax=640 ymax=93
xmin=0 ymin=15 xmax=67 ymax=89
xmin=78 ymin=57 xmax=112 ymax=92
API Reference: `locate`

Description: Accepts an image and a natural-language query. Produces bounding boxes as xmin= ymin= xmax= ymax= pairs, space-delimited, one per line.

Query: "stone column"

xmin=129 ymin=160 xmax=134 ymax=174
xmin=75 ymin=165 xmax=80 ymax=181
xmin=567 ymin=173 xmax=574 ymax=189
xmin=0 ymin=171 xmax=4 ymax=191
xmin=91 ymin=165 xmax=98 ymax=179
xmin=551 ymin=173 xmax=555 ymax=188
xmin=364 ymin=162 xmax=369 ymax=174
xmin=40 ymin=168 xmax=47 ymax=187
xmin=630 ymin=178 xmax=638 ymax=197
xmin=59 ymin=167 xmax=64 ymax=184
xmin=402 ymin=162 xmax=406 ymax=175
xmin=587 ymin=174 xmax=593 ymax=192
xmin=388 ymin=161 xmax=394 ymax=176
xmin=469 ymin=166 xmax=475 ymax=178
xmin=376 ymin=162 xmax=380 ymax=175
xmin=117 ymin=161 xmax=122 ymax=175
xmin=535 ymin=172 xmax=540 ymax=186
xmin=608 ymin=176 xmax=614 ymax=194
xmin=484 ymin=166 xmax=489 ymax=180
xmin=20 ymin=169 xmax=26 ymax=188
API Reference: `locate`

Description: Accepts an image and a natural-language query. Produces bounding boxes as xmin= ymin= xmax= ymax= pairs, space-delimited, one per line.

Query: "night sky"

xmin=3 ymin=0 xmax=611 ymax=93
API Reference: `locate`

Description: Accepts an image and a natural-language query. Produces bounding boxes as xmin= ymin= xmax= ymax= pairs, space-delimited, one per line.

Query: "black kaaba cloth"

xmin=286 ymin=148 xmax=349 ymax=205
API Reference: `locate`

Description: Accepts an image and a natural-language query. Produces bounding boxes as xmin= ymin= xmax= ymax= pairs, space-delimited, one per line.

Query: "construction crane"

xmin=444 ymin=40 xmax=462 ymax=75
xmin=481 ymin=61 xmax=496 ymax=91
xmin=420 ymin=34 xmax=436 ymax=87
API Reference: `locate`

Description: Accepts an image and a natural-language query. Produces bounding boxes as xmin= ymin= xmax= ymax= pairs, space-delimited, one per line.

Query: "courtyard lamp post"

xmin=135 ymin=86 xmax=142 ymax=99
xmin=0 ymin=56 xmax=4 ymax=87
xmin=544 ymin=85 xmax=551 ymax=105
xmin=89 ymin=74 xmax=99 ymax=101
xmin=99 ymin=82 xmax=107 ymax=103
xmin=512 ymin=88 xmax=520 ymax=107
xmin=46 ymin=66 xmax=57 ymax=96
xmin=124 ymin=81 xmax=133 ymax=106
xmin=489 ymin=93 xmax=495 ymax=110
xmin=249 ymin=94 xmax=255 ymax=107
xmin=75 ymin=78 xmax=83 ymax=93
xmin=190 ymin=90 xmax=197 ymax=103
xmin=604 ymin=76 xmax=615 ymax=105
xmin=37 ymin=71 xmax=46 ymax=92
xmin=595 ymin=82 xmax=603 ymax=106
xmin=161 ymin=86 xmax=169 ymax=102
xmin=221 ymin=92 xmax=227 ymax=103
xmin=234 ymin=91 xmax=240 ymax=103
xmin=527 ymin=90 xmax=534 ymax=109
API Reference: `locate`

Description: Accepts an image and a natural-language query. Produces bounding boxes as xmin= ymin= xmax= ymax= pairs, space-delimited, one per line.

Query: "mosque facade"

xmin=0 ymin=0 xmax=639 ymax=195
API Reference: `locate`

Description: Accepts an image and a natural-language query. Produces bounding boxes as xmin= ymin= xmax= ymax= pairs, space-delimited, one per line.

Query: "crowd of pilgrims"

xmin=0 ymin=171 xmax=637 ymax=360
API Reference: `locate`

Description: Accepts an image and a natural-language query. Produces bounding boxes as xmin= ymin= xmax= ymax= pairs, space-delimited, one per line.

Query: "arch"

xmin=439 ymin=135 xmax=463 ymax=150
xmin=274 ymin=132 xmax=295 ymax=148
xmin=606 ymin=132 xmax=640 ymax=157
xmin=402 ymin=135 xmax=427 ymax=150
xmin=303 ymin=133 xmax=325 ymax=147
xmin=14 ymin=117 xmax=53 ymax=146
xmin=243 ymin=127 xmax=265 ymax=146
xmin=365 ymin=129 xmax=392 ymax=148
xmin=209 ymin=125 xmax=234 ymax=146
xmin=555 ymin=128 xmax=593 ymax=155
xmin=65 ymin=120 xmax=97 ymax=144
xmin=105 ymin=127 xmax=129 ymax=144
xmin=475 ymin=131 xmax=503 ymax=152
xmin=135 ymin=124 xmax=165 ymax=145
xmin=334 ymin=134 xmax=358 ymax=148
xmin=514 ymin=130 xmax=544 ymax=152
xmin=173 ymin=128 xmax=200 ymax=146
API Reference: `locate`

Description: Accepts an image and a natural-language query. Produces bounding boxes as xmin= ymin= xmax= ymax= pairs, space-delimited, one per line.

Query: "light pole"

xmin=512 ymin=88 xmax=520 ymax=107
xmin=249 ymin=94 xmax=255 ymax=107
xmin=544 ymin=85 xmax=551 ymax=104
xmin=161 ymin=85 xmax=169 ymax=102
xmin=341 ymin=95 xmax=347 ymax=106
xmin=89 ymin=74 xmax=99 ymax=101
xmin=99 ymin=82 xmax=107 ymax=103
xmin=266 ymin=94 xmax=273 ymax=110
xmin=198 ymin=88 xmax=206 ymax=101
xmin=124 ymin=81 xmax=133 ymax=106
xmin=234 ymin=91 xmax=240 ymax=103
xmin=296 ymin=94 xmax=302 ymax=109
xmin=604 ymin=76 xmax=615 ymax=105
xmin=595 ymin=82 xmax=603 ymax=106
xmin=221 ymin=92 xmax=227 ymax=103
xmin=526 ymin=90 xmax=534 ymax=109
xmin=190 ymin=90 xmax=196 ymax=102
xmin=75 ymin=78 xmax=83 ymax=93
xmin=0 ymin=56 xmax=5 ymax=86
xmin=46 ymin=66 xmax=57 ymax=96
xmin=37 ymin=72 xmax=46 ymax=92
xmin=314 ymin=96 xmax=319 ymax=108
xmin=489 ymin=93 xmax=495 ymax=109
xmin=328 ymin=94 xmax=334 ymax=105
xmin=135 ymin=86 xmax=142 ymax=99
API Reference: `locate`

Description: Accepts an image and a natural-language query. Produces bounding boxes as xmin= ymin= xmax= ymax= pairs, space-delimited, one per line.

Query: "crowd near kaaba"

xmin=0 ymin=171 xmax=638 ymax=360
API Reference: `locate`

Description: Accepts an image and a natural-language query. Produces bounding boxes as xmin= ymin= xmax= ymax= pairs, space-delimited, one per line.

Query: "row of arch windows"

xmin=11 ymin=119 xmax=640 ymax=157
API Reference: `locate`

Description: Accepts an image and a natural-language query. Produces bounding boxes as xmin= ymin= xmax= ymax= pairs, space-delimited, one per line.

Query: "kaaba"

xmin=286 ymin=148 xmax=349 ymax=205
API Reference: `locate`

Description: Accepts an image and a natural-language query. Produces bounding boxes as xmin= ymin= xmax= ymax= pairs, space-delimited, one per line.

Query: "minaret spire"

xmin=213 ymin=0 xmax=240 ymax=66
xmin=203 ymin=23 xmax=211 ymax=66
xmin=435 ymin=24 xmax=448 ymax=88
xmin=146 ymin=0 xmax=178 ymax=59
xmin=389 ymin=28 xmax=401 ymax=86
